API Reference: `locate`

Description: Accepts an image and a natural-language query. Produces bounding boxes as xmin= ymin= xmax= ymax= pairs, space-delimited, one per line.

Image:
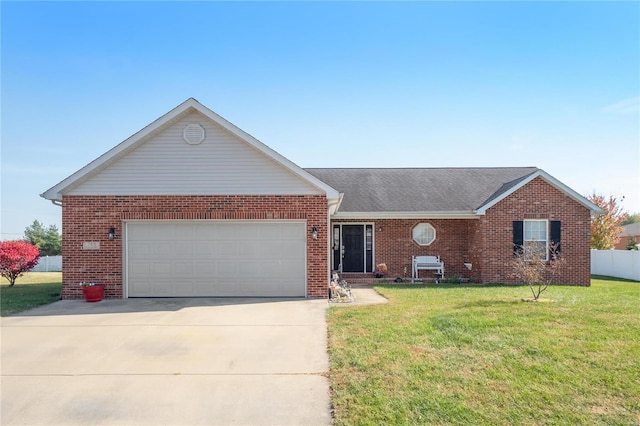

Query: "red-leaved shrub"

xmin=0 ymin=240 xmax=40 ymax=286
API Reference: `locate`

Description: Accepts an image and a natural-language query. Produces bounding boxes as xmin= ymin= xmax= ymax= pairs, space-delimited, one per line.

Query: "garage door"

xmin=126 ymin=221 xmax=306 ymax=297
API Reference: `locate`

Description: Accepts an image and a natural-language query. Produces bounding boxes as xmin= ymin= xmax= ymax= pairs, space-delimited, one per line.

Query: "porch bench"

xmin=412 ymin=255 xmax=445 ymax=282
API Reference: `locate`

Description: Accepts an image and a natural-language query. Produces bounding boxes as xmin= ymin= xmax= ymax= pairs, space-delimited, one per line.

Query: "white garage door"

xmin=126 ymin=221 xmax=306 ymax=297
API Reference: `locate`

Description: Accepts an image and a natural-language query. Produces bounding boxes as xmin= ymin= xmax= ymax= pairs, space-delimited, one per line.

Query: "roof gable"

xmin=41 ymin=98 xmax=340 ymax=201
xmin=474 ymin=169 xmax=604 ymax=215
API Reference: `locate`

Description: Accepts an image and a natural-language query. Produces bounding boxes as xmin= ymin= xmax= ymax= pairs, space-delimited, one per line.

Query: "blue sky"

xmin=2 ymin=1 xmax=639 ymax=239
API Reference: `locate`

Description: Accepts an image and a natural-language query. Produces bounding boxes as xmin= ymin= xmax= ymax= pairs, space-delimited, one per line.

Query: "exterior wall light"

xmin=108 ymin=227 xmax=117 ymax=240
xmin=311 ymin=226 xmax=318 ymax=240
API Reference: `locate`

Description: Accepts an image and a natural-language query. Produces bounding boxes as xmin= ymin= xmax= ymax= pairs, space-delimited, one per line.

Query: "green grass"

xmin=1 ymin=272 xmax=62 ymax=316
xmin=328 ymin=277 xmax=640 ymax=425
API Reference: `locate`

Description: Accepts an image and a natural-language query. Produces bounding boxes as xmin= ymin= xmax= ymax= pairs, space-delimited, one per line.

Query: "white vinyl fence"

xmin=591 ymin=250 xmax=640 ymax=281
xmin=31 ymin=255 xmax=62 ymax=272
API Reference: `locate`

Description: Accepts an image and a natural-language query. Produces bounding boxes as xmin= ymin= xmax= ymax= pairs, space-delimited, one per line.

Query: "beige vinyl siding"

xmin=66 ymin=111 xmax=321 ymax=195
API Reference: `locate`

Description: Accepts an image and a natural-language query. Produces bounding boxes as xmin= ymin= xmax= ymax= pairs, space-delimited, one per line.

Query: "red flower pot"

xmin=82 ymin=285 xmax=104 ymax=302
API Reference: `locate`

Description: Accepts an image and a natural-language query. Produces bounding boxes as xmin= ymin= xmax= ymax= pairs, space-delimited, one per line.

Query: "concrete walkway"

xmin=1 ymin=298 xmax=331 ymax=425
xmin=349 ymin=287 xmax=388 ymax=306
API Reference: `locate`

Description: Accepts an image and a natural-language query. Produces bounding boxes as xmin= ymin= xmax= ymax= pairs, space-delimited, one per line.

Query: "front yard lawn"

xmin=328 ymin=277 xmax=639 ymax=425
xmin=1 ymin=272 xmax=62 ymax=316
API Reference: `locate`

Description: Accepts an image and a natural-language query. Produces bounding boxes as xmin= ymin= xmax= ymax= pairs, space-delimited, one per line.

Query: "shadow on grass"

xmin=373 ymin=283 xmax=546 ymax=309
xmin=591 ymin=274 xmax=639 ymax=283
xmin=4 ymin=296 xmax=315 ymax=317
xmin=374 ymin=283 xmax=528 ymax=290
xmin=454 ymin=299 xmax=524 ymax=309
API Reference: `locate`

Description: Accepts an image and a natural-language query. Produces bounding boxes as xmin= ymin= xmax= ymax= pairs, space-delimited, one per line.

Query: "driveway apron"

xmin=1 ymin=298 xmax=331 ymax=425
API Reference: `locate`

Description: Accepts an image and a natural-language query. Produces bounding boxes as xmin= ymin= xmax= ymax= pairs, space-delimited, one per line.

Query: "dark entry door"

xmin=342 ymin=225 xmax=364 ymax=272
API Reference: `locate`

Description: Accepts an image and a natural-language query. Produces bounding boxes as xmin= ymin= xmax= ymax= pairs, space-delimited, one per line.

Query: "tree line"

xmin=23 ymin=220 xmax=62 ymax=256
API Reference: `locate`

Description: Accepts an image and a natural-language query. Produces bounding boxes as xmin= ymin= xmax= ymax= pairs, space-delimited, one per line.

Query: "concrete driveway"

xmin=1 ymin=298 xmax=331 ymax=425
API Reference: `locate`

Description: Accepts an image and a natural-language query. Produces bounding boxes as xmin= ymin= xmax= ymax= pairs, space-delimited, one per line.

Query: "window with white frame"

xmin=523 ymin=219 xmax=548 ymax=260
xmin=412 ymin=223 xmax=436 ymax=246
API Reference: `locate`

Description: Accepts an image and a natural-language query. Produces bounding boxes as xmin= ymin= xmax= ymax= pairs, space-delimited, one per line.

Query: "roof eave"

xmin=40 ymin=191 xmax=62 ymax=202
xmin=331 ymin=211 xmax=479 ymax=219
xmin=328 ymin=193 xmax=345 ymax=216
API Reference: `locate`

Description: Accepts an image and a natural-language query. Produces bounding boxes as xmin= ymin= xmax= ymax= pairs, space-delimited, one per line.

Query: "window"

xmin=524 ymin=220 xmax=548 ymax=260
xmin=513 ymin=220 xmax=561 ymax=261
xmin=413 ymin=223 xmax=436 ymax=246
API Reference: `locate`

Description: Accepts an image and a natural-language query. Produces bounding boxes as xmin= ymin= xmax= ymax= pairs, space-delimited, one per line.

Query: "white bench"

xmin=412 ymin=255 xmax=445 ymax=282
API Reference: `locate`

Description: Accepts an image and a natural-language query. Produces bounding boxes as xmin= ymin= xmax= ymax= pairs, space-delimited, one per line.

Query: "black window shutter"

xmin=550 ymin=220 xmax=561 ymax=255
xmin=513 ymin=221 xmax=524 ymax=256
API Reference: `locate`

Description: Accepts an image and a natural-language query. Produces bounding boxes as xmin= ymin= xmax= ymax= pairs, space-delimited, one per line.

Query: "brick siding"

xmin=61 ymin=195 xmax=328 ymax=299
xmin=334 ymin=177 xmax=592 ymax=286
xmin=614 ymin=235 xmax=639 ymax=250
xmin=62 ymin=177 xmax=592 ymax=299
xmin=478 ymin=177 xmax=592 ymax=286
xmin=334 ymin=218 xmax=476 ymax=281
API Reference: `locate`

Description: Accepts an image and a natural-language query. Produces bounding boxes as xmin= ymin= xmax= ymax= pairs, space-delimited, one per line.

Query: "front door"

xmin=333 ymin=224 xmax=374 ymax=273
xmin=342 ymin=225 xmax=364 ymax=272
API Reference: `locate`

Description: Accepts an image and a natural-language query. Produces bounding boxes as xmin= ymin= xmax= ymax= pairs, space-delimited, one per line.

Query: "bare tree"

xmin=511 ymin=241 xmax=564 ymax=301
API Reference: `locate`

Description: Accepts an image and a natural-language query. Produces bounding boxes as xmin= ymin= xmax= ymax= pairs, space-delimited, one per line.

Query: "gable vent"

xmin=183 ymin=123 xmax=205 ymax=145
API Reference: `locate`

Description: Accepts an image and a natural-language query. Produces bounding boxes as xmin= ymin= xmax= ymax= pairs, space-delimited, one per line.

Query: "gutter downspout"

xmin=40 ymin=192 xmax=62 ymax=207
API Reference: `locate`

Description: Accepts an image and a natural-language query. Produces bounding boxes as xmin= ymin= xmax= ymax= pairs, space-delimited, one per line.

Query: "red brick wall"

xmin=614 ymin=235 xmax=639 ymax=250
xmin=477 ymin=177 xmax=592 ymax=286
xmin=333 ymin=218 xmax=478 ymax=281
xmin=334 ymin=177 xmax=592 ymax=286
xmin=61 ymin=195 xmax=329 ymax=299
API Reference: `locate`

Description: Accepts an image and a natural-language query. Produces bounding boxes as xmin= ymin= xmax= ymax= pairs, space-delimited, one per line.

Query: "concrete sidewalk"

xmin=345 ymin=287 xmax=388 ymax=306
xmin=1 ymin=298 xmax=331 ymax=425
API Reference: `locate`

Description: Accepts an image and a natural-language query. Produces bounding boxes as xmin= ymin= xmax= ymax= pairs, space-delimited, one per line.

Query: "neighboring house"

xmin=41 ymin=98 xmax=603 ymax=299
xmin=614 ymin=223 xmax=640 ymax=250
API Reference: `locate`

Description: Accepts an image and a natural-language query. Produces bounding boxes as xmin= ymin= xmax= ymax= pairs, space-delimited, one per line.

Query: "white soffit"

xmin=332 ymin=211 xmax=479 ymax=219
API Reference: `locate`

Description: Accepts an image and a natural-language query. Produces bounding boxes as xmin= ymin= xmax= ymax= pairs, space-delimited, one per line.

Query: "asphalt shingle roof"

xmin=304 ymin=167 xmax=539 ymax=213
xmin=620 ymin=222 xmax=640 ymax=237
